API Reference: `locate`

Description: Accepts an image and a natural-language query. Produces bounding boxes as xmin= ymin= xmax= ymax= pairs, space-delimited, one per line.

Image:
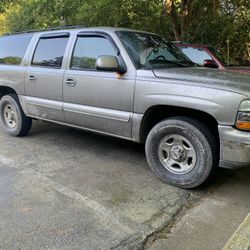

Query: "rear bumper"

xmin=219 ymin=125 xmax=250 ymax=169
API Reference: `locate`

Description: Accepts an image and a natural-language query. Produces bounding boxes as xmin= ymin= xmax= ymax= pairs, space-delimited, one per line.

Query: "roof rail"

xmin=172 ymin=41 xmax=185 ymax=44
xmin=3 ymin=25 xmax=86 ymax=36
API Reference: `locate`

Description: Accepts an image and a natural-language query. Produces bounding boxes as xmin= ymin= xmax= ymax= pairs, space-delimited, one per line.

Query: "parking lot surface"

xmin=0 ymin=121 xmax=233 ymax=249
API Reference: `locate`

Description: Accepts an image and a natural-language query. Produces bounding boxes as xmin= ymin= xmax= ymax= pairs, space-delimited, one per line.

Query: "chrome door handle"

xmin=28 ymin=75 xmax=37 ymax=82
xmin=65 ymin=78 xmax=76 ymax=87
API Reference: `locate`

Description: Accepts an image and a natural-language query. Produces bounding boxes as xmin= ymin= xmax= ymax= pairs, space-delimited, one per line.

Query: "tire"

xmin=0 ymin=94 xmax=32 ymax=137
xmin=145 ymin=117 xmax=219 ymax=189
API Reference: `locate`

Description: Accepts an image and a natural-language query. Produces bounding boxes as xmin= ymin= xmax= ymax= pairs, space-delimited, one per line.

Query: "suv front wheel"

xmin=0 ymin=94 xmax=32 ymax=137
xmin=145 ymin=117 xmax=218 ymax=188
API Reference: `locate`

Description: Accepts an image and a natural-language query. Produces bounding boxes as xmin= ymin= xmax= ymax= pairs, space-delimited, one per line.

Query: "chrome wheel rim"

xmin=158 ymin=134 xmax=197 ymax=174
xmin=3 ymin=104 xmax=17 ymax=129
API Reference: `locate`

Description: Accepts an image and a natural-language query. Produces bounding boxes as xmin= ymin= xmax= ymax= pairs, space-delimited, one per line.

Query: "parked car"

xmin=175 ymin=42 xmax=250 ymax=74
xmin=0 ymin=26 xmax=250 ymax=189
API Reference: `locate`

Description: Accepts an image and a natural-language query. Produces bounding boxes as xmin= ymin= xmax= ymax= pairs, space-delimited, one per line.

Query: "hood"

xmin=226 ymin=66 xmax=250 ymax=74
xmin=153 ymin=67 xmax=250 ymax=96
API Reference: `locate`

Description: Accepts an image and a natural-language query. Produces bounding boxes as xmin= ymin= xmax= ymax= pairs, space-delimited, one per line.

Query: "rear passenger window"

xmin=0 ymin=34 xmax=33 ymax=65
xmin=32 ymin=36 xmax=69 ymax=68
xmin=71 ymin=36 xmax=117 ymax=70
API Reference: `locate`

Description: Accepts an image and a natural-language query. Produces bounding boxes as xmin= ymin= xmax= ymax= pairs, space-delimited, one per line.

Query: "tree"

xmin=0 ymin=0 xmax=249 ymax=65
xmin=165 ymin=0 xmax=193 ymax=41
xmin=0 ymin=0 xmax=173 ymax=39
xmin=0 ymin=0 xmax=17 ymax=13
xmin=164 ymin=0 xmax=249 ymax=65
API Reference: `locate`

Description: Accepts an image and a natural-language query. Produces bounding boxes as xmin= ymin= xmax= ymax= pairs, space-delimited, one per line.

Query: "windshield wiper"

xmin=178 ymin=60 xmax=200 ymax=67
xmin=148 ymin=58 xmax=189 ymax=67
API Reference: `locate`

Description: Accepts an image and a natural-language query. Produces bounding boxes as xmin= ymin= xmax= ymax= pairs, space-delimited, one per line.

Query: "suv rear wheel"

xmin=0 ymin=94 xmax=32 ymax=136
xmin=145 ymin=117 xmax=218 ymax=188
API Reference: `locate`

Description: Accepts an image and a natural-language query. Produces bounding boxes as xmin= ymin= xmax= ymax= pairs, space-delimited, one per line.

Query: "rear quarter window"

xmin=0 ymin=34 xmax=33 ymax=65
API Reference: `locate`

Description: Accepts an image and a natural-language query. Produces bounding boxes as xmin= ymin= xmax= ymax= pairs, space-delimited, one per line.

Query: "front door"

xmin=63 ymin=33 xmax=136 ymax=139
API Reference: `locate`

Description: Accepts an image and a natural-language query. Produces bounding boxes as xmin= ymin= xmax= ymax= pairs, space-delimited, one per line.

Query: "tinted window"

xmin=180 ymin=47 xmax=212 ymax=65
xmin=0 ymin=34 xmax=33 ymax=65
xmin=71 ymin=36 xmax=117 ymax=70
xmin=32 ymin=37 xmax=69 ymax=68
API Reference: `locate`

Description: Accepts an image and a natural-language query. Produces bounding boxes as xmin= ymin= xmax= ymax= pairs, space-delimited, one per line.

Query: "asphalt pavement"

xmin=0 ymin=120 xmax=246 ymax=250
xmin=146 ymin=166 xmax=250 ymax=250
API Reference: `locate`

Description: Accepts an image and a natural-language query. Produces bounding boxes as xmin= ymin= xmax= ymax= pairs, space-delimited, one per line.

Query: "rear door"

xmin=24 ymin=32 xmax=70 ymax=121
xmin=63 ymin=32 xmax=136 ymax=138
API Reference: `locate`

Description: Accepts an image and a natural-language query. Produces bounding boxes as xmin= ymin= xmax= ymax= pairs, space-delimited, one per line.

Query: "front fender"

xmin=134 ymin=79 xmax=244 ymax=125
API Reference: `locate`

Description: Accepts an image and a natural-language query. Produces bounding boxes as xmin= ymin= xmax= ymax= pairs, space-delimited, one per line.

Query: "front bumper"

xmin=219 ymin=125 xmax=250 ymax=169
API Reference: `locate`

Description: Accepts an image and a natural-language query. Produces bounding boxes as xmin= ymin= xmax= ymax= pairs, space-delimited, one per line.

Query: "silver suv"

xmin=0 ymin=27 xmax=250 ymax=188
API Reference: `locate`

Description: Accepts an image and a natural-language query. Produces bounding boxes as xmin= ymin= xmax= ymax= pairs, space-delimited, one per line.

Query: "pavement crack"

xmin=142 ymin=193 xmax=204 ymax=249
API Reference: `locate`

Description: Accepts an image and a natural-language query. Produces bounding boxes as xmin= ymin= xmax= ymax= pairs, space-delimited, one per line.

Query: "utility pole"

xmin=226 ymin=39 xmax=230 ymax=66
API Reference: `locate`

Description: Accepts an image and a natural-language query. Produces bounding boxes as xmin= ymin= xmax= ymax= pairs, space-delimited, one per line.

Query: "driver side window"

xmin=71 ymin=36 xmax=118 ymax=71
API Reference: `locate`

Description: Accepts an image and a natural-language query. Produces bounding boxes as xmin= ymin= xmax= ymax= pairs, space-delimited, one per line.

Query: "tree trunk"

xmin=180 ymin=0 xmax=193 ymax=39
xmin=213 ymin=0 xmax=219 ymax=16
xmin=165 ymin=0 xmax=181 ymax=41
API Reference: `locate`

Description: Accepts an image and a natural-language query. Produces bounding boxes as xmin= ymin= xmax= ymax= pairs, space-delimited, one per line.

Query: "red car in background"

xmin=175 ymin=43 xmax=250 ymax=74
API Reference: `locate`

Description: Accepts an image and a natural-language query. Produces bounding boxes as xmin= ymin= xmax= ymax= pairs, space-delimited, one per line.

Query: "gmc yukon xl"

xmin=0 ymin=26 xmax=250 ymax=188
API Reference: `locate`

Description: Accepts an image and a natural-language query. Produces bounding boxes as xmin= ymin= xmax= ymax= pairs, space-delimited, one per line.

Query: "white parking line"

xmin=0 ymin=153 xmax=148 ymax=236
xmin=0 ymin=154 xmax=16 ymax=166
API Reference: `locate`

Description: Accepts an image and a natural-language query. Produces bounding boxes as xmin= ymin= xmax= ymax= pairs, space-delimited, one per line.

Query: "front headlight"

xmin=236 ymin=100 xmax=250 ymax=131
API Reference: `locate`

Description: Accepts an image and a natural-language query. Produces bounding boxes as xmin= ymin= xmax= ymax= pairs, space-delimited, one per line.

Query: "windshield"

xmin=116 ymin=31 xmax=196 ymax=69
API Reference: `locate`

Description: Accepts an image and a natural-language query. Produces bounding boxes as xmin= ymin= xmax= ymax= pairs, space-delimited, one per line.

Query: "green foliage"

xmin=0 ymin=0 xmax=249 ymax=65
xmin=0 ymin=0 xmax=17 ymax=13
xmin=2 ymin=0 xmax=171 ymax=36
xmin=77 ymin=0 xmax=171 ymax=37
xmin=0 ymin=56 xmax=21 ymax=65
xmin=186 ymin=0 xmax=250 ymax=65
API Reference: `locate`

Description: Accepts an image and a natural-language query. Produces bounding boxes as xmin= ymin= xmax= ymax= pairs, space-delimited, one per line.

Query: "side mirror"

xmin=203 ymin=59 xmax=218 ymax=69
xmin=96 ymin=55 xmax=126 ymax=74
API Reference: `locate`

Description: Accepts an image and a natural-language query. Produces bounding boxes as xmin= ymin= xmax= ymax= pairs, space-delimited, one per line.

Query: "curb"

xmin=222 ymin=213 xmax=250 ymax=250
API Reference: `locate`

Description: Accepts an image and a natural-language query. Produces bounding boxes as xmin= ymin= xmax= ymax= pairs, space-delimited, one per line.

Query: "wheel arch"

xmin=0 ymin=86 xmax=18 ymax=100
xmin=139 ymin=105 xmax=219 ymax=144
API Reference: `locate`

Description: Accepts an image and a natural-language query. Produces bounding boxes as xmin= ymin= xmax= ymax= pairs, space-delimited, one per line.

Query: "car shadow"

xmin=29 ymin=120 xmax=246 ymax=191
